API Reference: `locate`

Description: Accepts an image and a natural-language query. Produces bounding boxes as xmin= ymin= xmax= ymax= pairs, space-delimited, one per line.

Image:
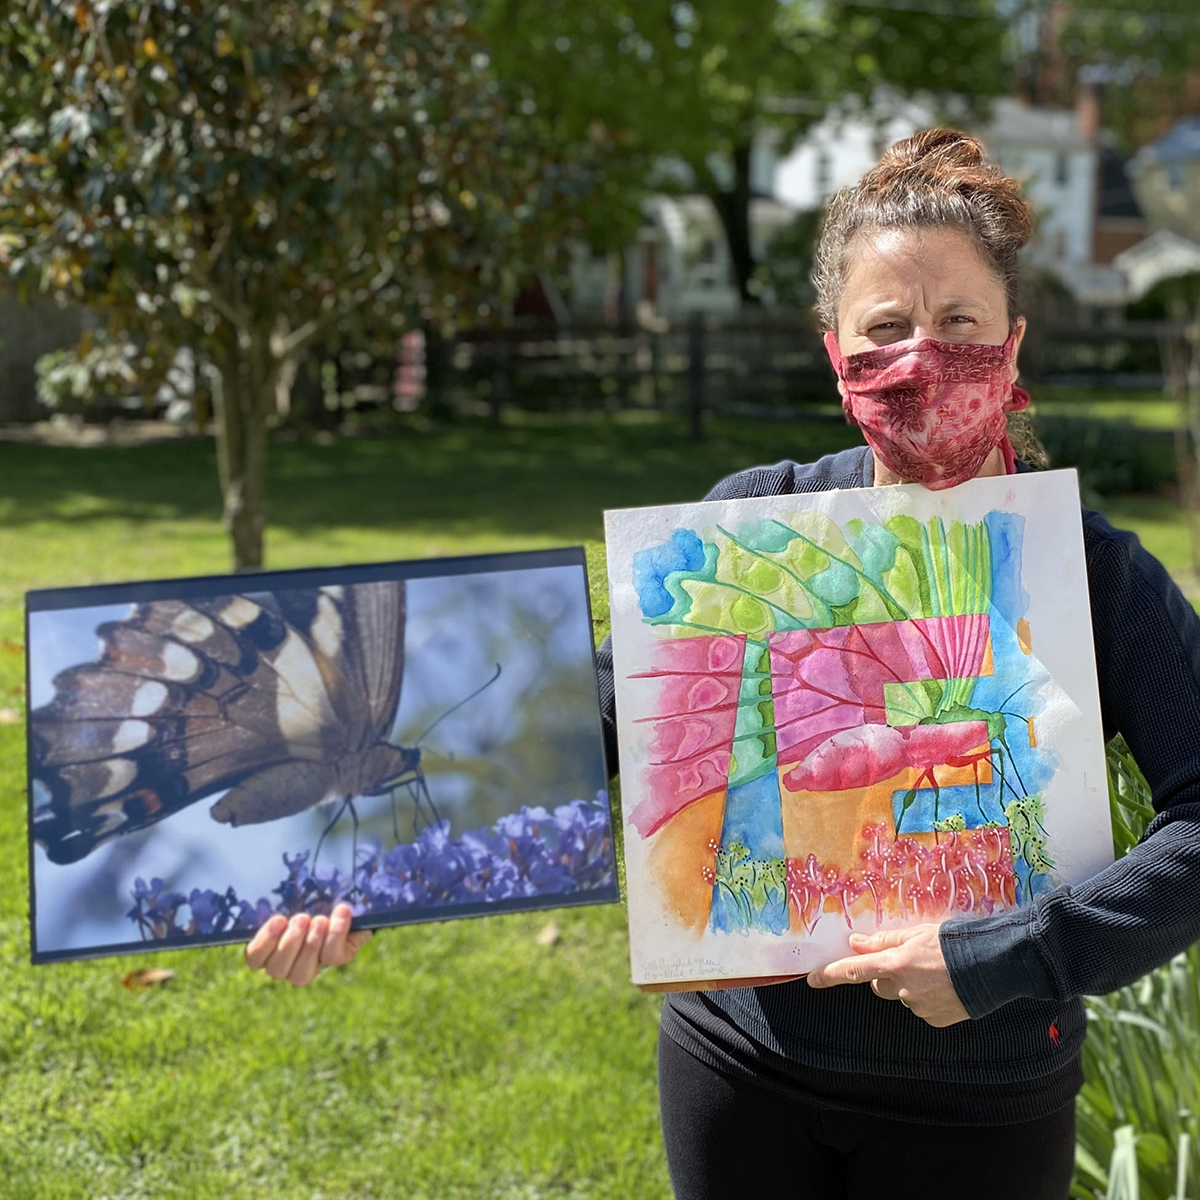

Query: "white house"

xmin=772 ymin=96 xmax=1098 ymax=275
xmin=568 ymin=193 xmax=797 ymax=320
xmin=567 ymin=92 xmax=1143 ymax=318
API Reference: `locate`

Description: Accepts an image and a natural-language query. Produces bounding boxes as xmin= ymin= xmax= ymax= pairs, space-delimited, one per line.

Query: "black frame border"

xmin=26 ymin=544 xmax=618 ymax=965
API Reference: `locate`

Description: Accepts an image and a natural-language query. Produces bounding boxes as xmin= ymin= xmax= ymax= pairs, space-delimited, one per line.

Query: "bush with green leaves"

xmin=0 ymin=0 xmax=600 ymax=568
xmin=1076 ymin=738 xmax=1200 ymax=1200
xmin=1036 ymin=415 xmax=1176 ymax=500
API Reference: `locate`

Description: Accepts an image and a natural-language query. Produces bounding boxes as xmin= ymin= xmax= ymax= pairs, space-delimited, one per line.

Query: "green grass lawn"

xmin=1031 ymin=385 xmax=1181 ymax=432
xmin=0 ymin=412 xmax=1194 ymax=1199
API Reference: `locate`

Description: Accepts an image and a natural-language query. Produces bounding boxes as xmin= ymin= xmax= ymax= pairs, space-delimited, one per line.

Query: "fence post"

xmin=687 ymin=312 xmax=705 ymax=441
xmin=490 ymin=333 xmax=511 ymax=426
xmin=423 ymin=325 xmax=449 ymax=417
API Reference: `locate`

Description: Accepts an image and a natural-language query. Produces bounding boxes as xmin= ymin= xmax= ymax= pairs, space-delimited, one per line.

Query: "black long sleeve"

xmin=941 ymin=512 xmax=1200 ymax=1015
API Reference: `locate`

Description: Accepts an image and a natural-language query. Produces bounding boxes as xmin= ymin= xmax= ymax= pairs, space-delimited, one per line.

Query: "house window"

xmin=1055 ymin=152 xmax=1069 ymax=186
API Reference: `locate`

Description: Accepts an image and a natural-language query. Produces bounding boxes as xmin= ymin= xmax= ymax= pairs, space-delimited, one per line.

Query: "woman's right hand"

xmin=244 ymin=902 xmax=372 ymax=987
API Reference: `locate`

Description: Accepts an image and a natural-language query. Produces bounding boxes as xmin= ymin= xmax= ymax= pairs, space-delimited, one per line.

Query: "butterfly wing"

xmin=209 ymin=580 xmax=409 ymax=826
xmin=273 ymin=580 xmax=405 ymax=745
xmin=31 ymin=590 xmax=368 ymax=863
xmin=347 ymin=580 xmax=406 ymax=743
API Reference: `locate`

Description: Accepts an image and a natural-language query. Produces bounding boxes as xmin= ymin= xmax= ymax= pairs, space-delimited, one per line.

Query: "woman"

xmin=245 ymin=131 xmax=1200 ymax=1200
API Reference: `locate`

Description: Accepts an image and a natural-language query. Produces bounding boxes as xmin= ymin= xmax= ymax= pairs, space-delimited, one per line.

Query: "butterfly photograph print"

xmin=26 ymin=547 xmax=617 ymax=963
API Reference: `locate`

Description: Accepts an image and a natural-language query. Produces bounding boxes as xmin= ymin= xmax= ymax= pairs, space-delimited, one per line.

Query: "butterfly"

xmin=31 ymin=581 xmax=428 ymax=865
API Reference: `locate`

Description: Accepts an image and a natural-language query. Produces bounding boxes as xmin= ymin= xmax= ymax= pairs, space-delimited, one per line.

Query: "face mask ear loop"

xmin=822 ymin=330 xmax=846 ymax=378
xmin=823 ymin=331 xmax=859 ymax=426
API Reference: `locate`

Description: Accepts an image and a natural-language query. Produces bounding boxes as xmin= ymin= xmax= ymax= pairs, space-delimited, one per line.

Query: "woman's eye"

xmin=944 ymin=314 xmax=975 ymax=325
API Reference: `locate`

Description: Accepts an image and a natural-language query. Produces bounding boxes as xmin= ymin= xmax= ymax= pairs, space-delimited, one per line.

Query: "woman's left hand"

xmin=805 ymin=924 xmax=969 ymax=1028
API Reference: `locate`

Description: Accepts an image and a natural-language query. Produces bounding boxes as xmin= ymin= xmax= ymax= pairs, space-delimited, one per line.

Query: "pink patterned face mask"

xmin=823 ymin=332 xmax=1030 ymax=490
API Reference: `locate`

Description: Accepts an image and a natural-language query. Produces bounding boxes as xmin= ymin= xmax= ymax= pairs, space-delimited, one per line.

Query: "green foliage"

xmin=1035 ymin=415 xmax=1176 ymax=501
xmin=752 ymin=208 xmax=825 ymax=308
xmin=0 ymin=0 xmax=603 ymax=566
xmin=1 ymin=0 xmax=589 ymax=338
xmin=1073 ymin=738 xmax=1200 ymax=1199
xmin=1053 ymin=0 xmax=1200 ymax=151
xmin=713 ymin=842 xmax=787 ymax=928
xmin=481 ymin=0 xmax=1013 ymax=294
xmin=1003 ymin=792 xmax=1054 ymax=875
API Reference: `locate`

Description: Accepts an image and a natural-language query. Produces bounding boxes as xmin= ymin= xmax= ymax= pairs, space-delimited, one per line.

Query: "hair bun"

xmin=813 ymin=126 xmax=1035 ymax=331
xmin=867 ymin=127 xmax=1034 ymax=246
xmin=877 ymin=128 xmax=988 ymax=176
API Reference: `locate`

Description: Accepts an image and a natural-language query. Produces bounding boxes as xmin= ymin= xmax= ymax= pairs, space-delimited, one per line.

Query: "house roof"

xmin=978 ymin=97 xmax=1090 ymax=153
xmin=1113 ymin=229 xmax=1200 ymax=299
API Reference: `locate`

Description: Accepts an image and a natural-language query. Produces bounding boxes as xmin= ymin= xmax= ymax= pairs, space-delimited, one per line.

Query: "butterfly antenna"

xmin=313 ymin=796 xmax=351 ymax=871
xmin=412 ymin=662 xmax=502 ymax=748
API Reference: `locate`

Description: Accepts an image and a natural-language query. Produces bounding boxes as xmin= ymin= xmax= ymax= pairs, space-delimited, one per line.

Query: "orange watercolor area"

xmin=980 ymin=634 xmax=995 ymax=677
xmin=646 ymin=789 xmax=725 ymax=933
xmin=1017 ymin=618 xmax=1033 ymax=655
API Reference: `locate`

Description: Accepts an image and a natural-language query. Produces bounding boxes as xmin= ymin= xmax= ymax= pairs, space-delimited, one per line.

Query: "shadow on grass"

xmin=0 ymin=413 xmax=862 ymax=542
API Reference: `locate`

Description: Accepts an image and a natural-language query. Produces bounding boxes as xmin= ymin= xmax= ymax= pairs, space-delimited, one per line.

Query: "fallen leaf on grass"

xmin=0 ymin=708 xmax=20 ymax=725
xmin=0 ymin=640 xmax=23 ymax=654
xmin=121 ymin=968 xmax=176 ymax=991
xmin=536 ymin=920 xmax=560 ymax=947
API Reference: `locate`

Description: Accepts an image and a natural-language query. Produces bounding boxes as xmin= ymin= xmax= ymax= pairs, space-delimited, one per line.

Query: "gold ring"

xmin=899 ymin=996 xmax=911 ymax=1009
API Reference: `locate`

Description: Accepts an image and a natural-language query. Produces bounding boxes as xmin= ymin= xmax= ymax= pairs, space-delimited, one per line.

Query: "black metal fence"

xmin=23 ymin=310 xmax=1170 ymax=431
xmin=395 ymin=312 xmax=1173 ymax=433
xmin=427 ymin=316 xmax=840 ymax=429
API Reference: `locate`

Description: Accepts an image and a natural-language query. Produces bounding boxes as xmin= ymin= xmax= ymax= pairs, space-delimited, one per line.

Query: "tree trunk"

xmin=709 ymin=142 xmax=758 ymax=306
xmin=213 ymin=334 xmax=274 ymax=571
xmin=273 ymin=352 xmax=299 ymax=421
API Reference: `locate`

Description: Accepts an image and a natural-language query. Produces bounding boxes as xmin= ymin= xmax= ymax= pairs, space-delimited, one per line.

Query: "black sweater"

xmin=596 ymin=445 xmax=1200 ymax=1125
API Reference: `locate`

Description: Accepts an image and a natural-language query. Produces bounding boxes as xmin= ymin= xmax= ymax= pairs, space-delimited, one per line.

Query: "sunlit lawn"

xmin=0 ymin=410 xmax=1193 ymax=1199
xmin=1034 ymin=385 xmax=1182 ymax=431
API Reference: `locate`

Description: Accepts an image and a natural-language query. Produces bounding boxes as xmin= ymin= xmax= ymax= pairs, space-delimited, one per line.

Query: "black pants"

xmin=658 ymin=1033 xmax=1076 ymax=1200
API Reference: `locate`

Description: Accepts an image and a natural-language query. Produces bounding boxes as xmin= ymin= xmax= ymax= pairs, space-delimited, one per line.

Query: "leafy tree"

xmin=0 ymin=0 xmax=589 ymax=569
xmin=482 ymin=0 xmax=1013 ymax=304
xmin=1044 ymin=0 xmax=1200 ymax=149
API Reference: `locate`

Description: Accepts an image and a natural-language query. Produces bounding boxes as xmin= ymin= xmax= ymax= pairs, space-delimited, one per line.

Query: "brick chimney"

xmin=1076 ymin=74 xmax=1102 ymax=143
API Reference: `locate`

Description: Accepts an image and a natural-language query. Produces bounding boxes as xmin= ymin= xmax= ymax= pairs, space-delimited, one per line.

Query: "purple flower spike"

xmin=127 ymin=797 xmax=615 ymax=940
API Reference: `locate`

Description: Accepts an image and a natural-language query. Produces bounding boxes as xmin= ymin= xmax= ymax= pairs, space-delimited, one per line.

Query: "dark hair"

xmin=813 ymin=128 xmax=1035 ymax=331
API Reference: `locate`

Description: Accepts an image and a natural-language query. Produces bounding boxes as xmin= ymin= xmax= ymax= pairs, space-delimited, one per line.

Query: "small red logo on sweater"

xmin=1048 ymin=1019 xmax=1061 ymax=1047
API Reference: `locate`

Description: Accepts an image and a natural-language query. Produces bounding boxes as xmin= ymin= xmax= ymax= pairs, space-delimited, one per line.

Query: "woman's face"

xmin=834 ymin=225 xmax=1025 ymax=377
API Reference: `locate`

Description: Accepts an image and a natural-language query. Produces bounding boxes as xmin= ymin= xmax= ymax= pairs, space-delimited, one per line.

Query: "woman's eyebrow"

xmin=937 ymin=296 xmax=990 ymax=311
xmin=856 ymin=302 xmax=912 ymax=324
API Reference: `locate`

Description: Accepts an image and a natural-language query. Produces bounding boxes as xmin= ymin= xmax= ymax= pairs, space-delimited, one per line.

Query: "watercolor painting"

xmin=605 ymin=471 xmax=1112 ymax=988
xmin=26 ymin=549 xmax=616 ymax=963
